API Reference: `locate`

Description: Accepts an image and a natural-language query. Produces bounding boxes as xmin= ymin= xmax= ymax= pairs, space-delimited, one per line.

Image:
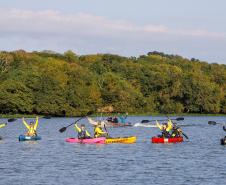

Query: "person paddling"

xmin=74 ymin=123 xmax=92 ymax=139
xmin=156 ymin=120 xmax=173 ymax=138
xmin=22 ymin=117 xmax=39 ymax=137
xmin=156 ymin=121 xmax=169 ymax=138
xmin=118 ymin=113 xmax=128 ymax=124
xmin=171 ymin=124 xmax=183 ymax=137
xmin=94 ymin=122 xmax=108 ymax=138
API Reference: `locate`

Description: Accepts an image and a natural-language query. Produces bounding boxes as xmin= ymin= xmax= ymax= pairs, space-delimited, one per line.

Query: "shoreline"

xmin=0 ymin=113 xmax=225 ymax=118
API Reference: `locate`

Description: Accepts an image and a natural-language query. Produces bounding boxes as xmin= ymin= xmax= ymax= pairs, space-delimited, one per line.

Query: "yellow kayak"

xmin=105 ymin=136 xmax=136 ymax=144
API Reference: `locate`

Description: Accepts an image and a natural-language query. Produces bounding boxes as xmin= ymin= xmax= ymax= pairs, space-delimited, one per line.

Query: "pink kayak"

xmin=66 ymin=137 xmax=105 ymax=144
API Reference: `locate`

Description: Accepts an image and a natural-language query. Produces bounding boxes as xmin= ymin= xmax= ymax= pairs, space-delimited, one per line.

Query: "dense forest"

xmin=0 ymin=50 xmax=225 ymax=116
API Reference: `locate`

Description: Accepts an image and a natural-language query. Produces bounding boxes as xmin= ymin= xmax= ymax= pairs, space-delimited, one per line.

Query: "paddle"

xmin=181 ymin=132 xmax=189 ymax=139
xmin=208 ymin=121 xmax=226 ymax=126
xmin=141 ymin=117 xmax=184 ymax=123
xmin=8 ymin=118 xmax=17 ymax=122
xmin=59 ymin=111 xmax=93 ymax=133
xmin=223 ymin=126 xmax=226 ymax=132
xmin=103 ymin=124 xmax=111 ymax=138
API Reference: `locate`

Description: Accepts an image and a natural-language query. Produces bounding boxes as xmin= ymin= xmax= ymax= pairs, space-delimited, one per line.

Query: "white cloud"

xmin=1 ymin=9 xmax=225 ymax=38
xmin=0 ymin=8 xmax=226 ymax=63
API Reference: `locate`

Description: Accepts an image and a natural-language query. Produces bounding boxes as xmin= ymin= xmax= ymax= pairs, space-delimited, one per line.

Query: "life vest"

xmin=171 ymin=128 xmax=182 ymax=137
xmin=78 ymin=130 xmax=87 ymax=139
xmin=94 ymin=127 xmax=104 ymax=138
xmin=26 ymin=125 xmax=37 ymax=136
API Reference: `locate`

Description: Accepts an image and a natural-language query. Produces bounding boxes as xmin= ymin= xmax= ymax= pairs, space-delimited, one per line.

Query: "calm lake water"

xmin=0 ymin=116 xmax=226 ymax=185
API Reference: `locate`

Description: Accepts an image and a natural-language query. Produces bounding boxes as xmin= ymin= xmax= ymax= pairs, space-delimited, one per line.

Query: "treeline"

xmin=0 ymin=50 xmax=225 ymax=116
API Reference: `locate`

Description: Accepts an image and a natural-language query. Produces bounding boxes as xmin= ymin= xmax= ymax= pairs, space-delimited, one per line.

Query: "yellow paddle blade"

xmin=0 ymin=123 xmax=7 ymax=129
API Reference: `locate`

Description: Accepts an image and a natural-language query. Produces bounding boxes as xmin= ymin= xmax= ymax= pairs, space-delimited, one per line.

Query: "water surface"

xmin=0 ymin=116 xmax=226 ymax=185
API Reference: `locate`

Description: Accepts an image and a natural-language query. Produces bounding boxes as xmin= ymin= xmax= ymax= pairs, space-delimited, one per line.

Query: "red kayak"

xmin=151 ymin=137 xmax=183 ymax=143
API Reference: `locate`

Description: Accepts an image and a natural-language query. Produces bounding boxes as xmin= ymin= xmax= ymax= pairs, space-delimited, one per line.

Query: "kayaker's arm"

xmin=156 ymin=120 xmax=162 ymax=130
xmin=96 ymin=127 xmax=107 ymax=134
xmin=22 ymin=118 xmax=30 ymax=129
xmin=166 ymin=119 xmax=173 ymax=132
xmin=85 ymin=131 xmax=91 ymax=137
xmin=74 ymin=123 xmax=81 ymax=132
xmin=34 ymin=116 xmax=39 ymax=130
xmin=125 ymin=112 xmax=128 ymax=119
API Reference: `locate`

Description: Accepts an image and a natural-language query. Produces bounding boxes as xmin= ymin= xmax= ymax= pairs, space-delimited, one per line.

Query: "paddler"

xmin=94 ymin=122 xmax=108 ymax=138
xmin=156 ymin=120 xmax=173 ymax=138
xmin=22 ymin=117 xmax=39 ymax=137
xmin=113 ymin=116 xmax=119 ymax=123
xmin=75 ymin=123 xmax=92 ymax=139
xmin=171 ymin=124 xmax=183 ymax=137
xmin=118 ymin=113 xmax=128 ymax=124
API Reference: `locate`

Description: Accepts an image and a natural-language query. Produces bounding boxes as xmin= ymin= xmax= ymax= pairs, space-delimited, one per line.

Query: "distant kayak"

xmin=105 ymin=136 xmax=136 ymax=144
xmin=18 ymin=135 xmax=42 ymax=142
xmin=66 ymin=137 xmax=105 ymax=144
xmin=220 ymin=137 xmax=226 ymax=145
xmin=151 ymin=137 xmax=183 ymax=143
xmin=87 ymin=117 xmax=132 ymax=127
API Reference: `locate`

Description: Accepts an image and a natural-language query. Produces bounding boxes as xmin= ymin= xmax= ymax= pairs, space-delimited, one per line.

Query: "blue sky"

xmin=0 ymin=0 xmax=226 ymax=64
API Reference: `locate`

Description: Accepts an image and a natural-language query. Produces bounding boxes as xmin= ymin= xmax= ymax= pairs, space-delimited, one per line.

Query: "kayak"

xmin=66 ymin=137 xmax=105 ymax=144
xmin=220 ymin=137 xmax=226 ymax=145
xmin=110 ymin=122 xmax=132 ymax=127
xmin=105 ymin=136 xmax=136 ymax=144
xmin=151 ymin=137 xmax=183 ymax=143
xmin=87 ymin=117 xmax=132 ymax=127
xmin=18 ymin=135 xmax=42 ymax=141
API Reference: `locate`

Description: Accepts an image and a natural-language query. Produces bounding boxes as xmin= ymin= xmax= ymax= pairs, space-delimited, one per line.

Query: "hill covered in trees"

xmin=0 ymin=50 xmax=225 ymax=116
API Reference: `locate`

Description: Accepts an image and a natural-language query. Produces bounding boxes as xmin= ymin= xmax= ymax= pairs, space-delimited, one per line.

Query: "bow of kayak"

xmin=19 ymin=135 xmax=42 ymax=142
xmin=105 ymin=136 xmax=136 ymax=144
xmin=66 ymin=137 xmax=106 ymax=144
xmin=151 ymin=137 xmax=183 ymax=143
xmin=87 ymin=117 xmax=132 ymax=127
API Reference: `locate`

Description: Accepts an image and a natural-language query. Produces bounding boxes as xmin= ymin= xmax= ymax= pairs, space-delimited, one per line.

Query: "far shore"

xmin=0 ymin=113 xmax=225 ymax=119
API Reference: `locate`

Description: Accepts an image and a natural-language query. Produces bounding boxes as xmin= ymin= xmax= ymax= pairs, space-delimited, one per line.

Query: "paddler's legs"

xmin=96 ymin=133 xmax=109 ymax=138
